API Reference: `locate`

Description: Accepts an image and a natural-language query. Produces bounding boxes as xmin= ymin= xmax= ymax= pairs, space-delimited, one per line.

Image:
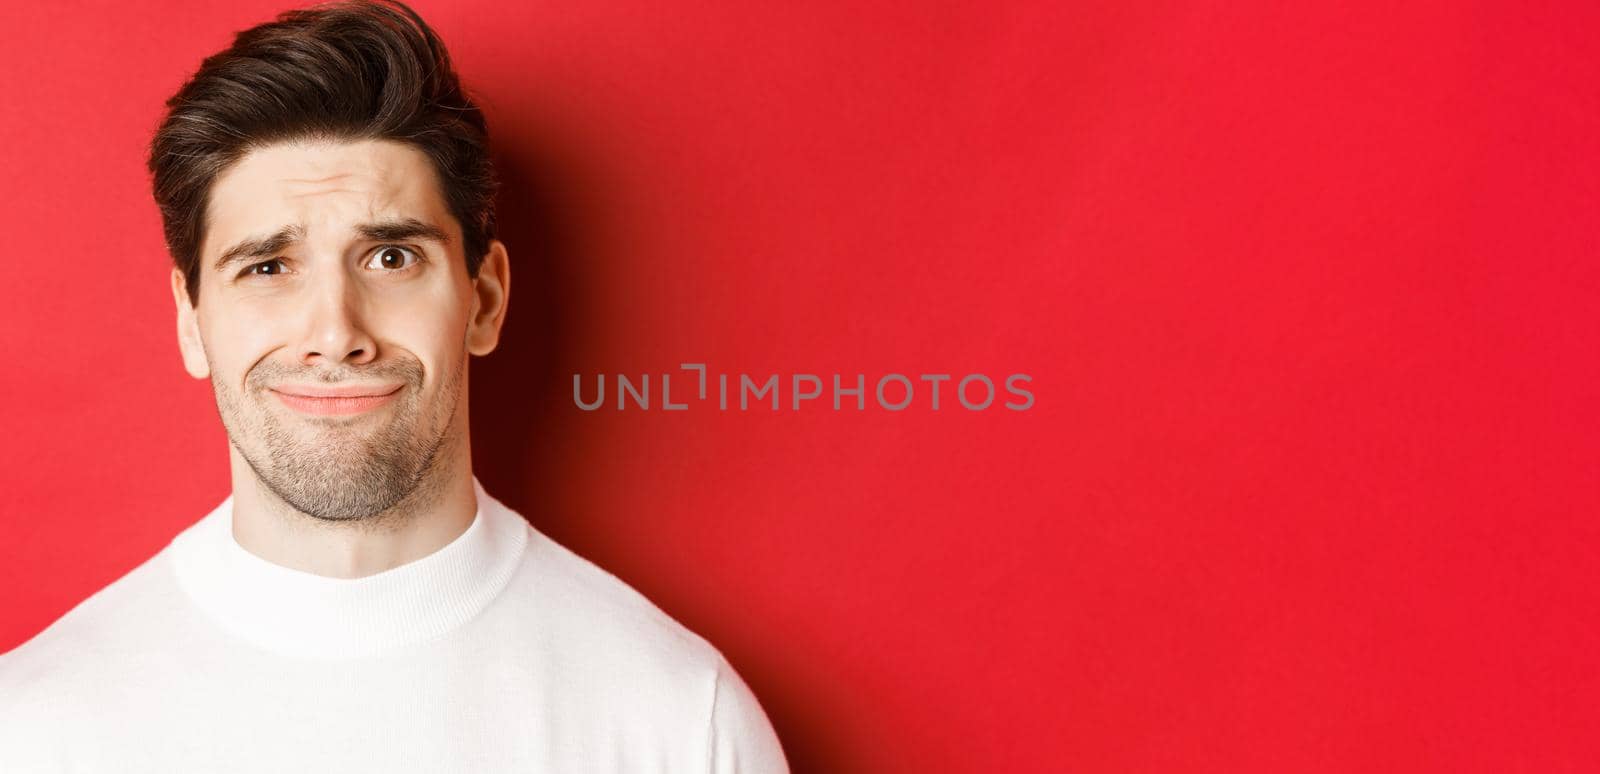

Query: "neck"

xmin=226 ymin=441 xmax=478 ymax=579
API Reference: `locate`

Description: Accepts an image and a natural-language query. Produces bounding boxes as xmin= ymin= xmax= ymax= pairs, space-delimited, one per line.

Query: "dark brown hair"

xmin=148 ymin=0 xmax=498 ymax=304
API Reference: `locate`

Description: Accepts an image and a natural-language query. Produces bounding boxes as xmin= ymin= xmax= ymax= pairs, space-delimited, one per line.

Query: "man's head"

xmin=148 ymin=0 xmax=509 ymax=522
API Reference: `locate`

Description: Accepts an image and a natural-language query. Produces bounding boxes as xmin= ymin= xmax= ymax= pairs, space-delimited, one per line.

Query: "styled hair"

xmin=148 ymin=0 xmax=498 ymax=304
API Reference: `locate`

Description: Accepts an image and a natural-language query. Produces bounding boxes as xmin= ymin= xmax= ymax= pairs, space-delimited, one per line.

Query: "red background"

xmin=2 ymin=1 xmax=1596 ymax=771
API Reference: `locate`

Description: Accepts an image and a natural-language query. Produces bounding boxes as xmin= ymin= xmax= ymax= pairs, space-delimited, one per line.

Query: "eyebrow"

xmin=212 ymin=218 xmax=452 ymax=273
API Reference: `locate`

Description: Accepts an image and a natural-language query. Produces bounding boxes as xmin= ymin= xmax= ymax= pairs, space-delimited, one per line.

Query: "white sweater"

xmin=0 ymin=479 xmax=789 ymax=773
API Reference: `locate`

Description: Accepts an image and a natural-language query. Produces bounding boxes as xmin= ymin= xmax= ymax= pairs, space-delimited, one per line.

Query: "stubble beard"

xmin=211 ymin=354 xmax=464 ymax=524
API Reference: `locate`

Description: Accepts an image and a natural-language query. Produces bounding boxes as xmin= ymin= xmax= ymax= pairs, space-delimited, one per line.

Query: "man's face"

xmin=173 ymin=138 xmax=504 ymax=521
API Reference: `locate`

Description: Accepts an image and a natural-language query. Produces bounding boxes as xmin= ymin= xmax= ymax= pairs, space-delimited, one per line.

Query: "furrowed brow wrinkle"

xmin=215 ymin=225 xmax=305 ymax=271
xmin=357 ymin=218 xmax=450 ymax=243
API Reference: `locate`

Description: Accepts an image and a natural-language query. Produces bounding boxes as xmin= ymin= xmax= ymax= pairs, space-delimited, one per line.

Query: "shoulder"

xmin=488 ymin=516 xmax=789 ymax=770
xmin=2 ymin=547 xmax=181 ymax=669
xmin=514 ymin=520 xmax=723 ymax=673
xmin=0 ymin=543 xmax=189 ymax=738
xmin=477 ymin=493 xmax=726 ymax=692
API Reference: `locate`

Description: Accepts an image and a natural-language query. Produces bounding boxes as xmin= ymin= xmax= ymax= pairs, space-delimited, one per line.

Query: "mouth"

xmin=269 ymin=383 xmax=404 ymax=416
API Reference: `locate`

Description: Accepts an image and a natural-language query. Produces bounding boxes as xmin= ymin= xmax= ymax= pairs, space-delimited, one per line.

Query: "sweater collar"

xmin=170 ymin=477 xmax=528 ymax=660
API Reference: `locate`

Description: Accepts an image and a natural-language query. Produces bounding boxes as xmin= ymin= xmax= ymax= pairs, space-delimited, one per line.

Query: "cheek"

xmin=370 ymin=291 xmax=470 ymax=373
xmin=199 ymin=304 xmax=288 ymax=383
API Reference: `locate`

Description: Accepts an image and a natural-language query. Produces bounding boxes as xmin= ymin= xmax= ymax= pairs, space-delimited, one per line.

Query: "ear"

xmin=171 ymin=267 xmax=210 ymax=379
xmin=466 ymin=239 xmax=510 ymax=356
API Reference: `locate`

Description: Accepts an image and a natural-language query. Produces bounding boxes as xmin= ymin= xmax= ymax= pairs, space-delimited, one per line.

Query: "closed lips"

xmin=271 ymin=384 xmax=403 ymax=415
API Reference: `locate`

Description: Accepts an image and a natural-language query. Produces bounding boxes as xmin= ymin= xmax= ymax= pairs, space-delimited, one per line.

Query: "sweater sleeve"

xmin=706 ymin=656 xmax=790 ymax=774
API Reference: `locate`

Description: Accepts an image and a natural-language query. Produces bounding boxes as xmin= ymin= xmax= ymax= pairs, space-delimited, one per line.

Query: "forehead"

xmin=202 ymin=138 xmax=455 ymax=259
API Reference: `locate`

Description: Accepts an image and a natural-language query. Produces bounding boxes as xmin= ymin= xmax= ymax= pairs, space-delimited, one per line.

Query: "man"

xmin=0 ymin=2 xmax=789 ymax=771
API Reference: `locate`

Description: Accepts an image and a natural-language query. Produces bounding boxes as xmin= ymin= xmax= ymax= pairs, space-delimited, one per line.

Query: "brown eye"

xmin=367 ymin=246 xmax=419 ymax=271
xmin=246 ymin=259 xmax=283 ymax=276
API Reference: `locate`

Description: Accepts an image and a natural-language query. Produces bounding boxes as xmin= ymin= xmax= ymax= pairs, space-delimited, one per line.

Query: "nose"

xmin=293 ymin=266 xmax=378 ymax=367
